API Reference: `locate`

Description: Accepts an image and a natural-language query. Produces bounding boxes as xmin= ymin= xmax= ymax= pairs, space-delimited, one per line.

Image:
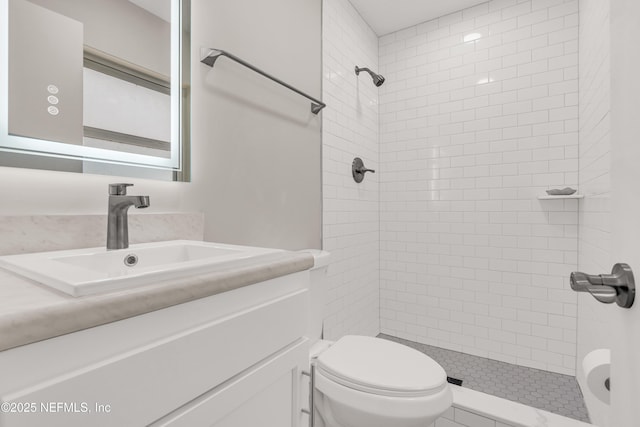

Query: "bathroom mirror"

xmin=0 ymin=0 xmax=190 ymax=181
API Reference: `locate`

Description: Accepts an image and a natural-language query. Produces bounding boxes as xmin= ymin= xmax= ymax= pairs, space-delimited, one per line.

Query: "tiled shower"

xmin=378 ymin=0 xmax=579 ymax=376
xmin=324 ymin=0 xmax=580 ymax=372
xmin=322 ymin=0 xmax=615 ymax=424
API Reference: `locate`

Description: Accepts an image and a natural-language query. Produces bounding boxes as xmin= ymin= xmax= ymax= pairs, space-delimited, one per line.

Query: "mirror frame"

xmin=0 ymin=0 xmax=185 ymax=171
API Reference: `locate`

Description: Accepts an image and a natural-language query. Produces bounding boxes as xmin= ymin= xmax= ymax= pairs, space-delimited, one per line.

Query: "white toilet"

xmin=301 ymin=250 xmax=453 ymax=427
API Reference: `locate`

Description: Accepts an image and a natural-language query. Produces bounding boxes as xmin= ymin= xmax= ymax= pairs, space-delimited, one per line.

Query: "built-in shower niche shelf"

xmin=537 ymin=194 xmax=584 ymax=200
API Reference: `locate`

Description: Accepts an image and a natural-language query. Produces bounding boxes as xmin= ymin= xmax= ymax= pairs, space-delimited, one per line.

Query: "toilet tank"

xmin=298 ymin=249 xmax=330 ymax=341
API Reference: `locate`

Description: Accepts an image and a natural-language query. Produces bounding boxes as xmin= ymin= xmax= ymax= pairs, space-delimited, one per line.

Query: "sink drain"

xmin=123 ymin=254 xmax=138 ymax=267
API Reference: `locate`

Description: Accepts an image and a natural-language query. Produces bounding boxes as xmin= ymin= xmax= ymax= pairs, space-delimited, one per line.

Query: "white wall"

xmin=321 ymin=0 xmax=380 ymax=339
xmin=0 ymin=166 xmax=186 ymax=215
xmin=378 ymin=0 xmax=580 ymax=375
xmin=186 ymin=0 xmax=322 ymax=250
xmin=577 ymin=0 xmax=611 ymax=424
xmin=0 ymin=0 xmax=323 ymax=252
xmin=609 ymin=1 xmax=640 ymax=425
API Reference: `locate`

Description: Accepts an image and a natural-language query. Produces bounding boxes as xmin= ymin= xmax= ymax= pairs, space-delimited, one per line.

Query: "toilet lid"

xmin=316 ymin=336 xmax=447 ymax=397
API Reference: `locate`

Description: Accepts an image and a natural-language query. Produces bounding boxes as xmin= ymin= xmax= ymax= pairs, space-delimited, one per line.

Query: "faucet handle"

xmin=109 ymin=183 xmax=134 ymax=196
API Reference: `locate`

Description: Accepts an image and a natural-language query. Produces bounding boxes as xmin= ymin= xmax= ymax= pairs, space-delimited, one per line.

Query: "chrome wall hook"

xmin=570 ymin=263 xmax=635 ymax=308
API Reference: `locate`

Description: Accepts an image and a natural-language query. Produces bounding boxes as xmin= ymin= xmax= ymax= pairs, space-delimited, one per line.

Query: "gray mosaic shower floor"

xmin=379 ymin=334 xmax=590 ymax=423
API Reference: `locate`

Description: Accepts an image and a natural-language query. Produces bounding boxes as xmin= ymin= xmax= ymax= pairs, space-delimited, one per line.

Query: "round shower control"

xmin=352 ymin=157 xmax=375 ymax=183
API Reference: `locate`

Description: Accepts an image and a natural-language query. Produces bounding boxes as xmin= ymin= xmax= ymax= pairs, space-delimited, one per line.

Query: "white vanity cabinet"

xmin=0 ymin=271 xmax=310 ymax=427
xmin=153 ymin=337 xmax=308 ymax=427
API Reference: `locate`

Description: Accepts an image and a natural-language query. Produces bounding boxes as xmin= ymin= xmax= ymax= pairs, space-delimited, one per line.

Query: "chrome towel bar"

xmin=201 ymin=48 xmax=326 ymax=114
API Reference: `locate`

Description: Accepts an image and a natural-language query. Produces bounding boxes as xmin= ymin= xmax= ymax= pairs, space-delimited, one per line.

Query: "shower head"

xmin=355 ymin=66 xmax=385 ymax=87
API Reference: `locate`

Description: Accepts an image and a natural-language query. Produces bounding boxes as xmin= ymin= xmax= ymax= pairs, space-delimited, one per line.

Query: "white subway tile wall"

xmin=321 ymin=0 xmax=380 ymax=339
xmin=378 ymin=0 xmax=580 ymax=374
xmin=576 ymin=0 xmax=611 ymax=423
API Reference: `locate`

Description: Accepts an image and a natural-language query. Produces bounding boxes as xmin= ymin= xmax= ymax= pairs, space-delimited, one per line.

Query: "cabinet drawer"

xmin=0 ymin=289 xmax=307 ymax=427
xmin=153 ymin=338 xmax=308 ymax=427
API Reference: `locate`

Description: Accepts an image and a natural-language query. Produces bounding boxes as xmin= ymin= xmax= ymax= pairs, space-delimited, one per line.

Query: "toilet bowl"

xmin=300 ymin=250 xmax=452 ymax=427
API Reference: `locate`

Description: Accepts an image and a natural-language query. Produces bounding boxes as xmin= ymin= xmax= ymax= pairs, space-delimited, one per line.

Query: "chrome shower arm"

xmin=354 ymin=66 xmax=372 ymax=74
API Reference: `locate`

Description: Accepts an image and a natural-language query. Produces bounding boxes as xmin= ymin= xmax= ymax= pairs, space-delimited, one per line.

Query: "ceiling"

xmin=128 ymin=0 xmax=171 ymax=22
xmin=349 ymin=0 xmax=488 ymax=36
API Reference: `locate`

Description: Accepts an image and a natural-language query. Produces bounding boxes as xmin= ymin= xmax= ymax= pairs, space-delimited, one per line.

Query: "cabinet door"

xmin=214 ymin=372 xmax=293 ymax=427
xmin=152 ymin=338 xmax=308 ymax=427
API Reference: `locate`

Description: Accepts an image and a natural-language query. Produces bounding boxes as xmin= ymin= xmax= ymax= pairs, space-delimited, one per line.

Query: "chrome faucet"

xmin=107 ymin=183 xmax=150 ymax=250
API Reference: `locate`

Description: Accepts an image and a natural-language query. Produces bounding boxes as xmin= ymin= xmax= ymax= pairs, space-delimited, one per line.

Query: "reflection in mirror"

xmin=0 ymin=0 xmax=190 ymax=181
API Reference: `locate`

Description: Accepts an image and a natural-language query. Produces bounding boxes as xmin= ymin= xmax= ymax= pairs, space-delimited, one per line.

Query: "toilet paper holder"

xmin=570 ymin=263 xmax=635 ymax=308
xmin=583 ymin=348 xmax=611 ymax=404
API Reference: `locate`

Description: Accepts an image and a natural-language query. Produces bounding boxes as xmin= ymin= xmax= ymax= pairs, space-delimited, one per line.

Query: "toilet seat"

xmin=316 ymin=336 xmax=448 ymax=398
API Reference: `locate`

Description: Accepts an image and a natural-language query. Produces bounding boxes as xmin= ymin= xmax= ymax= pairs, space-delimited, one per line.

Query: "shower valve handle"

xmin=352 ymin=157 xmax=375 ymax=183
xmin=358 ymin=167 xmax=375 ymax=174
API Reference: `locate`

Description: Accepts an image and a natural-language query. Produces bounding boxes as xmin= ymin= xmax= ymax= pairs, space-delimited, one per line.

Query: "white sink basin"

xmin=0 ymin=240 xmax=284 ymax=297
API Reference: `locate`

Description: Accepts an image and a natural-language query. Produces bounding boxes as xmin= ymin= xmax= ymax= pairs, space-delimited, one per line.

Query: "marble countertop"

xmin=0 ymin=251 xmax=314 ymax=352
